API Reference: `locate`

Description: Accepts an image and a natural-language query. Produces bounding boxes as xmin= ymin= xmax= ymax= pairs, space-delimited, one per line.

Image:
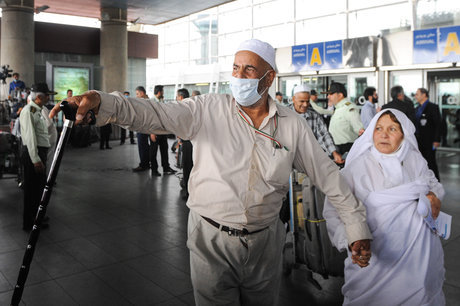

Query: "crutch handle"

xmin=60 ymin=100 xmax=96 ymax=124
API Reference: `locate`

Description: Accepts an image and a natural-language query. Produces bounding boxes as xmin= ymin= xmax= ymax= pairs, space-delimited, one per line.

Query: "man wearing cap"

xmin=51 ymin=39 xmax=372 ymax=306
xmin=20 ymin=83 xmax=54 ymax=231
xmin=326 ymin=82 xmax=364 ymax=154
xmin=310 ymin=89 xmax=334 ymax=116
xmin=290 ymin=84 xmax=343 ymax=164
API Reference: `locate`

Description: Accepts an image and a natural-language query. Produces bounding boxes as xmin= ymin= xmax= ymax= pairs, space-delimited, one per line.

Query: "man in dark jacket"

xmin=382 ymin=85 xmax=416 ymax=125
xmin=415 ymin=88 xmax=441 ymax=181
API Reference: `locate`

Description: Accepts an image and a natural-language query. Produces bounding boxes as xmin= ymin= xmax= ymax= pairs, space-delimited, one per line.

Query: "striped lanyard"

xmin=237 ymin=108 xmax=289 ymax=151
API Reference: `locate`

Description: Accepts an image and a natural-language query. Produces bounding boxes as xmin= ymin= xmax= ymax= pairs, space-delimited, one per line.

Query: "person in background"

xmin=192 ymin=90 xmax=201 ymax=97
xmin=289 ymin=84 xmax=343 ymax=164
xmin=67 ymin=89 xmax=73 ymax=98
xmin=275 ymin=91 xmax=283 ymax=104
xmin=20 ymin=83 xmax=53 ymax=231
xmin=310 ymin=89 xmax=334 ymax=116
xmin=132 ymin=86 xmax=151 ymax=172
xmin=382 ymin=85 xmax=416 ymax=125
xmin=9 ymin=72 xmax=26 ymax=96
xmin=326 ymin=82 xmax=364 ymax=154
xmin=150 ymin=85 xmax=177 ymax=176
xmin=120 ymin=91 xmax=136 ymax=145
xmin=415 ymin=88 xmax=441 ymax=181
xmin=360 ymin=87 xmax=379 ymax=129
xmin=176 ymin=88 xmax=193 ymax=199
xmin=99 ymin=124 xmax=112 ymax=150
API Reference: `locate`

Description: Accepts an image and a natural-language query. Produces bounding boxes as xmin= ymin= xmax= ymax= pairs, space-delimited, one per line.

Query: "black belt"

xmin=202 ymin=216 xmax=267 ymax=236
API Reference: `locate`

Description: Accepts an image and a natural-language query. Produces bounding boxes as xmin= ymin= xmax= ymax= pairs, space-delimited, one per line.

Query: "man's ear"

xmin=265 ymin=70 xmax=276 ymax=88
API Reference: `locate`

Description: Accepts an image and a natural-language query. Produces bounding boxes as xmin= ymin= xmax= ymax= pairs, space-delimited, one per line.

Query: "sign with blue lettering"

xmin=307 ymin=42 xmax=324 ymax=70
xmin=413 ymin=28 xmax=437 ymax=64
xmin=439 ymin=25 xmax=460 ymax=63
xmin=324 ymin=40 xmax=343 ymax=69
xmin=292 ymin=44 xmax=307 ymax=72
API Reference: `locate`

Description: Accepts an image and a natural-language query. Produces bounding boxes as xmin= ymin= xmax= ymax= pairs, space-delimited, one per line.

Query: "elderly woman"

xmin=324 ymin=109 xmax=445 ymax=305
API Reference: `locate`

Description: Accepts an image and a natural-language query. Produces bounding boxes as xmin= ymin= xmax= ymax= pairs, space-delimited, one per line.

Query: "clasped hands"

xmin=350 ymin=239 xmax=371 ymax=268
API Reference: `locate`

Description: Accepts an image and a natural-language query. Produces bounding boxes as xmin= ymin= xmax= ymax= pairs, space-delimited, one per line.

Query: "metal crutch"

xmin=10 ymin=101 xmax=93 ymax=306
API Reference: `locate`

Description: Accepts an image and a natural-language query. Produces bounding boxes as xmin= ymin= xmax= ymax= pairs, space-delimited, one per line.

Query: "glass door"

xmin=428 ymin=71 xmax=460 ymax=149
xmin=279 ymin=76 xmax=301 ymax=104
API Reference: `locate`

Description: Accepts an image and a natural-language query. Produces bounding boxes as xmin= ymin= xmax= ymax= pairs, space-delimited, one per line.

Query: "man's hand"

xmin=426 ymin=191 xmax=441 ymax=219
xmin=358 ymin=128 xmax=365 ymax=136
xmin=33 ymin=161 xmax=45 ymax=174
xmin=150 ymin=134 xmax=157 ymax=142
xmin=49 ymin=91 xmax=101 ymax=125
xmin=433 ymin=142 xmax=440 ymax=149
xmin=332 ymin=151 xmax=344 ymax=164
xmin=350 ymin=239 xmax=371 ymax=268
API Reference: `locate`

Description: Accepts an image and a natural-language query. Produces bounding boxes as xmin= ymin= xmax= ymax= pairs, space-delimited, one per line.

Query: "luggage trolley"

xmin=282 ymin=170 xmax=347 ymax=289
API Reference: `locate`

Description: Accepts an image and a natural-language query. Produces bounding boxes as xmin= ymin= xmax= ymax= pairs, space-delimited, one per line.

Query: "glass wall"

xmin=142 ymin=0 xmax=460 ymax=90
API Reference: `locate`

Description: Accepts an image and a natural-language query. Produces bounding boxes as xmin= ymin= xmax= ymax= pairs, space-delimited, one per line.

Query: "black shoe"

xmin=130 ymin=141 xmax=136 ymax=145
xmin=151 ymin=169 xmax=161 ymax=177
xmin=106 ymin=146 xmax=112 ymax=149
xmin=163 ymin=167 xmax=177 ymax=175
xmin=132 ymin=166 xmax=149 ymax=172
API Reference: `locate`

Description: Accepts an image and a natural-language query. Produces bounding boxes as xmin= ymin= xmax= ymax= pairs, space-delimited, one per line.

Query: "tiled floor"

xmin=0 ymin=141 xmax=459 ymax=305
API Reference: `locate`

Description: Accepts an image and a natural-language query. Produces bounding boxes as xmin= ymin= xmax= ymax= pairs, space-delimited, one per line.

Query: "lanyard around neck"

xmin=237 ymin=108 xmax=288 ymax=151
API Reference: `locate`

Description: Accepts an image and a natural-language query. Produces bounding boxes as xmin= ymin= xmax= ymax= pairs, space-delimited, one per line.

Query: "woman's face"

xmin=373 ymin=114 xmax=404 ymax=154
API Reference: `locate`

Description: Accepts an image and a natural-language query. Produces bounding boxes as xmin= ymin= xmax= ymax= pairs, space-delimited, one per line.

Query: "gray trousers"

xmin=187 ymin=211 xmax=286 ymax=306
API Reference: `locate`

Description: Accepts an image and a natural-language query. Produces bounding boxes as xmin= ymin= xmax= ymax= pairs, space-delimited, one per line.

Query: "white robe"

xmin=324 ymin=109 xmax=446 ymax=306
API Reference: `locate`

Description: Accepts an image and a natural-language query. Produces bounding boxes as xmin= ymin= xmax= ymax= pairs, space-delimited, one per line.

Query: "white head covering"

xmin=345 ymin=108 xmax=419 ymax=187
xmin=293 ymin=84 xmax=311 ymax=95
xmin=236 ymin=39 xmax=276 ymax=71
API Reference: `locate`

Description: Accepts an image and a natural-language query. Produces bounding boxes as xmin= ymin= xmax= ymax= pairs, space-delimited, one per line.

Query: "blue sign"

xmin=307 ymin=43 xmax=324 ymax=70
xmin=292 ymin=44 xmax=307 ymax=72
xmin=413 ymin=28 xmax=438 ymax=64
xmin=324 ymin=40 xmax=343 ymax=69
xmin=439 ymin=25 xmax=460 ymax=63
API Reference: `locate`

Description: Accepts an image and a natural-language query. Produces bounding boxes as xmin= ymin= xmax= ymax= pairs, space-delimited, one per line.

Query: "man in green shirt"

xmin=325 ymin=82 xmax=364 ymax=154
xmin=19 ymin=83 xmax=55 ymax=231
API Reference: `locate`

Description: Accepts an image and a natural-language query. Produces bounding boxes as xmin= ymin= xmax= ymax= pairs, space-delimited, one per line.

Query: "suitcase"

xmin=282 ymin=171 xmax=347 ymax=288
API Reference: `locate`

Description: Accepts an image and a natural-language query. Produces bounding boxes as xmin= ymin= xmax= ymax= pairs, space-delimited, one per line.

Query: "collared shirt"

xmin=310 ymin=100 xmax=334 ymax=116
xmin=329 ymin=99 xmax=363 ymax=145
xmin=288 ymin=104 xmax=337 ymax=155
xmin=95 ymin=91 xmax=372 ymax=243
xmin=360 ymin=100 xmax=377 ymax=129
xmin=19 ymin=101 xmax=50 ymax=163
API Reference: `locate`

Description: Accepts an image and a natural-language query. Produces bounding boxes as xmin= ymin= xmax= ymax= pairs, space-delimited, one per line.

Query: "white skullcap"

xmin=236 ymin=39 xmax=276 ymax=70
xmin=293 ymin=84 xmax=311 ymax=95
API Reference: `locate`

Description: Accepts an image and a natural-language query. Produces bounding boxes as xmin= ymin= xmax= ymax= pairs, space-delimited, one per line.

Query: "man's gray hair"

xmin=30 ymin=91 xmax=45 ymax=101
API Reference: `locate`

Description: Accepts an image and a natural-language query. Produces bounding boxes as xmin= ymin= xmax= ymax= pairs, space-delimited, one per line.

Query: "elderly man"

xmin=20 ymin=83 xmax=54 ymax=231
xmin=326 ymin=82 xmax=365 ymax=154
xmin=290 ymin=84 xmax=343 ymax=164
xmin=50 ymin=39 xmax=372 ymax=306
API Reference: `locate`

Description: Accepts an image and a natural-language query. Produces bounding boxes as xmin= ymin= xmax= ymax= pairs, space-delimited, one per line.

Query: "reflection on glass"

xmin=435 ymin=77 xmax=460 ymax=148
xmin=415 ymin=0 xmax=460 ymax=29
xmin=390 ymin=71 xmax=423 ymax=104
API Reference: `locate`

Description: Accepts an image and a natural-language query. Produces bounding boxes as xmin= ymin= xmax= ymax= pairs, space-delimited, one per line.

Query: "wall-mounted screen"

xmin=53 ymin=67 xmax=90 ymax=101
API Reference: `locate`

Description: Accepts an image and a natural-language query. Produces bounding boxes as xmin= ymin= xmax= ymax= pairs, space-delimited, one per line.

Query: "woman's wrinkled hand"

xmin=426 ymin=191 xmax=441 ymax=219
xmin=49 ymin=91 xmax=101 ymax=125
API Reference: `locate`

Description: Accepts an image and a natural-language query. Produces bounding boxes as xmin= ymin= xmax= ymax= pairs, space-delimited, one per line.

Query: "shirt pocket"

xmin=264 ymin=148 xmax=293 ymax=188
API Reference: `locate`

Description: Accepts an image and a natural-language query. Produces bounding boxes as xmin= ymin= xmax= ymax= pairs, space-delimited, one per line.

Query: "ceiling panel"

xmin=34 ymin=0 xmax=233 ymax=25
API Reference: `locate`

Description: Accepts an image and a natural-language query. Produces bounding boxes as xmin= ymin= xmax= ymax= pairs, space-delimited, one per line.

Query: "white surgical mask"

xmin=230 ymin=71 xmax=269 ymax=107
